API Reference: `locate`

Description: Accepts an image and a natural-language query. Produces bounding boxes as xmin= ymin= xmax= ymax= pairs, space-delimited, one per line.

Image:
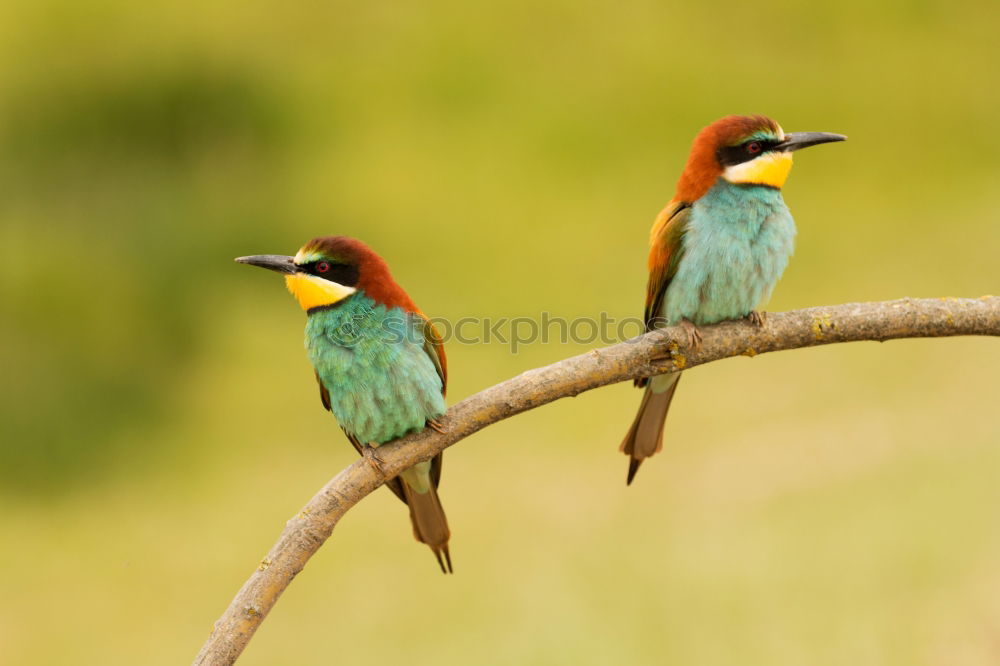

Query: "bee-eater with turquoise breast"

xmin=621 ymin=115 xmax=845 ymax=484
xmin=237 ymin=236 xmax=453 ymax=572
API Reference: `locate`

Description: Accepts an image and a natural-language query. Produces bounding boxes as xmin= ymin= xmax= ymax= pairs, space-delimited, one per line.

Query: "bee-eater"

xmin=621 ymin=115 xmax=845 ymax=484
xmin=237 ymin=236 xmax=453 ymax=572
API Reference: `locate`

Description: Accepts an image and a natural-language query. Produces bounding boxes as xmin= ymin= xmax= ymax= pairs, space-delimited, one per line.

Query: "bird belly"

xmin=662 ymin=183 xmax=795 ymax=326
xmin=306 ymin=301 xmax=445 ymax=445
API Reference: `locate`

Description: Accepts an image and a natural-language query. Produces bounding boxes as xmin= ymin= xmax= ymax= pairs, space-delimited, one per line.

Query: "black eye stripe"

xmin=303 ymin=261 xmax=360 ymax=287
xmin=716 ymin=139 xmax=782 ymax=167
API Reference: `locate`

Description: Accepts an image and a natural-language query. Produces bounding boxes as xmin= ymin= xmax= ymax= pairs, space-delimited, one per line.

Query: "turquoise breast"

xmin=662 ymin=180 xmax=796 ymax=326
xmin=305 ymin=292 xmax=446 ymax=445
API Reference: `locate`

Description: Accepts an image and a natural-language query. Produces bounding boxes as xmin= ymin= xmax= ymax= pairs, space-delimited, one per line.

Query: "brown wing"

xmin=315 ymin=371 xmax=331 ymax=411
xmin=644 ymin=200 xmax=690 ymax=330
xmin=637 ymin=201 xmax=690 ymax=388
xmin=415 ymin=314 xmax=447 ymax=488
xmin=416 ymin=313 xmax=447 ymax=397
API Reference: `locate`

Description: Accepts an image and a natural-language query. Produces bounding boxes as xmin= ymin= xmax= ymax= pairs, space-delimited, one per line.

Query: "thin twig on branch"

xmin=193 ymin=296 xmax=1000 ymax=665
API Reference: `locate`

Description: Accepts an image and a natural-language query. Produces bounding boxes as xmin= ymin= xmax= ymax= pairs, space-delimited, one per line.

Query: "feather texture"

xmin=295 ymin=236 xmax=454 ymax=571
xmin=623 ymin=114 xmax=797 ymax=484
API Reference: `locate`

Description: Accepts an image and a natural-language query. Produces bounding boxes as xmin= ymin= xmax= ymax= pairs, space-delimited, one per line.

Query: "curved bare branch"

xmin=193 ymin=296 xmax=1000 ymax=665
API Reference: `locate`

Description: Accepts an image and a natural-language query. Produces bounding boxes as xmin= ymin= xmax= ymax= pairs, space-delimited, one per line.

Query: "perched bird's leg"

xmin=679 ymin=319 xmax=703 ymax=350
xmin=427 ymin=418 xmax=446 ymax=434
xmin=649 ymin=348 xmax=673 ymax=363
xmin=747 ymin=310 xmax=766 ymax=327
xmin=361 ymin=444 xmax=387 ymax=478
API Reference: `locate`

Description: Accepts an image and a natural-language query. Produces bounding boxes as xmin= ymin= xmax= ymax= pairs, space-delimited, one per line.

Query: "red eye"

xmin=747 ymin=141 xmax=762 ymax=154
xmin=316 ymin=261 xmax=330 ymax=273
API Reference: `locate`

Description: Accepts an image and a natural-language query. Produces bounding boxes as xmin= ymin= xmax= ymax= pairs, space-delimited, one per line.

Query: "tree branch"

xmin=193 ymin=296 xmax=1000 ymax=665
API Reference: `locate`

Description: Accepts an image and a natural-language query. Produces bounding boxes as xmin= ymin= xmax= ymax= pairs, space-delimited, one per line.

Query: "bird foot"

xmin=679 ymin=319 xmax=703 ymax=350
xmin=747 ymin=310 xmax=766 ymax=327
xmin=649 ymin=349 xmax=673 ymax=363
xmin=361 ymin=444 xmax=387 ymax=477
xmin=427 ymin=418 xmax=446 ymax=434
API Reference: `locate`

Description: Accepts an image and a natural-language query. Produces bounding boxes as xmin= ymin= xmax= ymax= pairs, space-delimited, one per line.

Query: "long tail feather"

xmin=620 ymin=373 xmax=681 ymax=485
xmin=400 ymin=476 xmax=453 ymax=573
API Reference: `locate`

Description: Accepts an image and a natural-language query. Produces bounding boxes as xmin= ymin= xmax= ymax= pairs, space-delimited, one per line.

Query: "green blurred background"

xmin=2 ymin=0 xmax=999 ymax=663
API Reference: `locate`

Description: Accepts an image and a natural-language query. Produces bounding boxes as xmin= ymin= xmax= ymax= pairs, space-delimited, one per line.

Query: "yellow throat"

xmin=284 ymin=273 xmax=357 ymax=310
xmin=723 ymin=151 xmax=794 ymax=188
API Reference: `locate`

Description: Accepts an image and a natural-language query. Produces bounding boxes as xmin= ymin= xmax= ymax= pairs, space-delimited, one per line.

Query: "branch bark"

xmin=193 ymin=296 xmax=1000 ymax=665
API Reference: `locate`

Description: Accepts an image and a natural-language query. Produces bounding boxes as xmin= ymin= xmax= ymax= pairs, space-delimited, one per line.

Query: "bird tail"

xmin=400 ymin=467 xmax=453 ymax=574
xmin=620 ymin=373 xmax=680 ymax=485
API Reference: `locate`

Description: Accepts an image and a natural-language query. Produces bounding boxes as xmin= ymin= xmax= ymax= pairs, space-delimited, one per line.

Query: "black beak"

xmin=234 ymin=254 xmax=299 ymax=274
xmin=776 ymin=131 xmax=847 ymax=152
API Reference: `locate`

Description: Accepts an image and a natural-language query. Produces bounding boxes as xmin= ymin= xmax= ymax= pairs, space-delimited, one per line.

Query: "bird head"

xmin=236 ymin=236 xmax=413 ymax=312
xmin=674 ymin=115 xmax=845 ymax=202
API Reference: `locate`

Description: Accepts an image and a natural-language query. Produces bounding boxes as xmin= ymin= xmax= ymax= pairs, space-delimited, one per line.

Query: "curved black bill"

xmin=776 ymin=131 xmax=847 ymax=152
xmin=234 ymin=254 xmax=298 ymax=274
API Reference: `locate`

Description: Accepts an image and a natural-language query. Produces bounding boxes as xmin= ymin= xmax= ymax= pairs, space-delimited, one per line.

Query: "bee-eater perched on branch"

xmin=621 ymin=115 xmax=846 ymax=484
xmin=237 ymin=237 xmax=453 ymax=572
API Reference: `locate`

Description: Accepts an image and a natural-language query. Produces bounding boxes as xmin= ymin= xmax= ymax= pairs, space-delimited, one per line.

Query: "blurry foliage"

xmin=0 ymin=61 xmax=294 ymax=490
xmin=4 ymin=64 xmax=286 ymax=167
